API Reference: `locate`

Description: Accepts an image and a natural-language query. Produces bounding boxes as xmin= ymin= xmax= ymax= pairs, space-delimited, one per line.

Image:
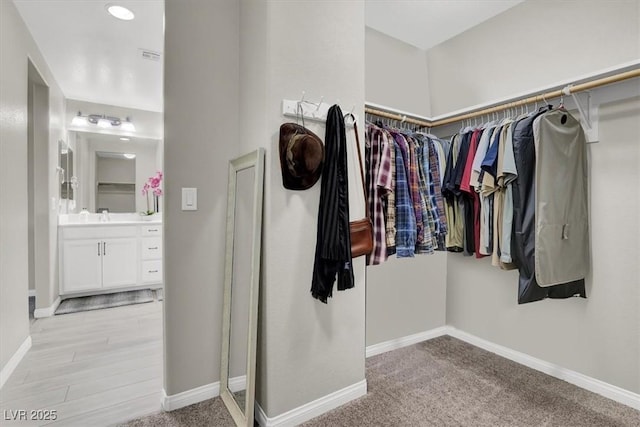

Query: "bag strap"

xmin=344 ymin=113 xmax=368 ymax=219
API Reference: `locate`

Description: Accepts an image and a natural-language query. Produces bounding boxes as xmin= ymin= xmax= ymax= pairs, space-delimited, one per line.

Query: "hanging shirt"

xmin=443 ymin=134 xmax=464 ymax=251
xmin=384 ymin=129 xmax=397 ymax=256
xmin=365 ymin=125 xmax=393 ymax=266
xmin=391 ymin=132 xmax=416 ymax=257
xmin=414 ymin=137 xmax=435 ymax=254
xmin=404 ymin=135 xmax=425 ymax=252
xmin=500 ymin=122 xmax=519 ymax=265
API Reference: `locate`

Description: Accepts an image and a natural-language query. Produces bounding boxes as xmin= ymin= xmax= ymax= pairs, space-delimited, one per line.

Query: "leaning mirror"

xmin=220 ymin=148 xmax=265 ymax=427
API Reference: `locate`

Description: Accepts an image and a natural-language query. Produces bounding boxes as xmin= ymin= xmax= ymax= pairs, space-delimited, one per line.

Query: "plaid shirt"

xmin=365 ymin=125 xmax=393 ymax=265
xmin=391 ymin=132 xmax=416 ymax=257
xmin=384 ymin=130 xmax=396 ymax=255
xmin=413 ymin=136 xmax=435 ymax=253
xmin=427 ymin=137 xmax=448 ymax=249
xmin=404 ymin=135 xmax=424 ymax=252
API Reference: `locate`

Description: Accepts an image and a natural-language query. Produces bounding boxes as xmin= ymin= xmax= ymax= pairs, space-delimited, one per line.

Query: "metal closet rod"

xmin=365 ymin=68 xmax=640 ymax=128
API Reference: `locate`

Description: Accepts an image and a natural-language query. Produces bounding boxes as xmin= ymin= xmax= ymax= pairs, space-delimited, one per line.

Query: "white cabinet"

xmin=62 ymin=240 xmax=102 ymax=292
xmin=102 ymin=238 xmax=138 ymax=287
xmin=59 ymin=224 xmax=162 ymax=295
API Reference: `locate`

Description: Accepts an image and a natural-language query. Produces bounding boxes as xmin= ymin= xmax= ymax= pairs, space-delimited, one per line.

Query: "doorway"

xmin=27 ymin=59 xmax=50 ymax=322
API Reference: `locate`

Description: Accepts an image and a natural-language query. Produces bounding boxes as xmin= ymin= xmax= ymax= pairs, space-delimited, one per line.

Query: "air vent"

xmin=139 ymin=49 xmax=162 ymax=62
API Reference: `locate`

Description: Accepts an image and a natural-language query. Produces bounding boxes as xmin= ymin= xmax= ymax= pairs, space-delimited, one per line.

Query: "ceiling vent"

xmin=139 ymin=49 xmax=162 ymax=62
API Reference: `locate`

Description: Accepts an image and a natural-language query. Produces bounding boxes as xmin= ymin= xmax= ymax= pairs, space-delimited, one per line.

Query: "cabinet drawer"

xmin=141 ymin=225 xmax=162 ymax=237
xmin=142 ymin=260 xmax=162 ymax=283
xmin=63 ymin=226 xmax=136 ymax=240
xmin=142 ymin=237 xmax=163 ymax=260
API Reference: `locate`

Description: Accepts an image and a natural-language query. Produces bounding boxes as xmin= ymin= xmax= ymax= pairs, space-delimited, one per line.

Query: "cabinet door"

xmin=62 ymin=239 xmax=102 ymax=293
xmin=101 ymin=238 xmax=138 ymax=288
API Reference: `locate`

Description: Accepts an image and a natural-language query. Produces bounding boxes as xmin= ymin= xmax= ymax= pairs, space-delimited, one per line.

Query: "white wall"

xmin=427 ymin=0 xmax=640 ymax=393
xmin=427 ymin=0 xmax=640 ymax=115
xmin=0 ymin=0 xmax=66 ymax=371
xmin=163 ymin=0 xmax=240 ymax=397
xmin=239 ymin=1 xmax=367 ymax=417
xmin=364 ymin=28 xmax=447 ymax=346
xmin=365 ymin=27 xmax=432 ymax=117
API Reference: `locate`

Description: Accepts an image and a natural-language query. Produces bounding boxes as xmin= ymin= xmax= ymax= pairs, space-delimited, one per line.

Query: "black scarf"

xmin=311 ymin=105 xmax=354 ymax=303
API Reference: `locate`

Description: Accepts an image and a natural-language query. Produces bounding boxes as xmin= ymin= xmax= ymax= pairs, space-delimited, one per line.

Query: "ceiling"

xmin=14 ymin=1 xmax=522 ymax=113
xmin=14 ymin=0 xmax=164 ymax=112
xmin=365 ymin=0 xmax=525 ymax=50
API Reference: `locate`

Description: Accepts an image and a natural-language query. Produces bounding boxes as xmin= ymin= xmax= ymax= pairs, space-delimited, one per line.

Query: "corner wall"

xmin=240 ymin=1 xmax=367 ymax=417
xmin=426 ymin=0 xmax=640 ymax=393
xmin=163 ymin=0 xmax=240 ymax=396
xmin=1 ymin=0 xmax=66 ymax=372
xmin=364 ymin=28 xmax=446 ymax=347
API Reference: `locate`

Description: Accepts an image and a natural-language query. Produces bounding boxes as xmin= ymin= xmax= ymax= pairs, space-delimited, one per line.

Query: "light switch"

xmin=182 ymin=188 xmax=197 ymax=211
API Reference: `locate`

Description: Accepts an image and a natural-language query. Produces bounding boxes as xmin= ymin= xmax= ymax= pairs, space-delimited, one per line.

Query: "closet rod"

xmin=365 ymin=67 xmax=640 ymax=128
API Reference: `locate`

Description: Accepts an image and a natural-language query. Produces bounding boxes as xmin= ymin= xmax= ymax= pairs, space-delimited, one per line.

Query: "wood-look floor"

xmin=0 ymin=301 xmax=163 ymax=426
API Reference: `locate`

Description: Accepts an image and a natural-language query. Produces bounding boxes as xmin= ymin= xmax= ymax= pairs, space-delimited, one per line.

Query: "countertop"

xmin=58 ymin=220 xmax=162 ymax=227
xmin=58 ymin=213 xmax=162 ymax=227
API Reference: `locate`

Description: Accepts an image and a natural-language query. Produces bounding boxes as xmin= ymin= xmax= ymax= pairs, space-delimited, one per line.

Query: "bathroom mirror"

xmin=220 ymin=148 xmax=265 ymax=427
xmin=69 ymin=131 xmax=162 ymax=213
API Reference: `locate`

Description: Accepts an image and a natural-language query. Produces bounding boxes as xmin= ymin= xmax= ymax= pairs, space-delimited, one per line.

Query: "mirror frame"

xmin=220 ymin=148 xmax=265 ymax=427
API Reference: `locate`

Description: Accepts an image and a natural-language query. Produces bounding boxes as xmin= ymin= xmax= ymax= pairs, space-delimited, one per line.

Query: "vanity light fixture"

xmin=106 ymin=4 xmax=135 ymax=21
xmin=70 ymin=111 xmax=135 ymax=132
xmin=123 ymin=153 xmax=136 ymax=159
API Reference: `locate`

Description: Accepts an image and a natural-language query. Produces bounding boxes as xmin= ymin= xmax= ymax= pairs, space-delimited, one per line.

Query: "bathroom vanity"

xmin=58 ymin=213 xmax=163 ymax=295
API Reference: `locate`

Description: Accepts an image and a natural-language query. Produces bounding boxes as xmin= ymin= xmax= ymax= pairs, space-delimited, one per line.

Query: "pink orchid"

xmin=153 ymin=188 xmax=163 ymax=196
xmin=149 ymin=177 xmax=161 ymax=188
xmin=156 ymin=171 xmax=163 ymax=180
xmin=142 ymin=182 xmax=150 ymax=195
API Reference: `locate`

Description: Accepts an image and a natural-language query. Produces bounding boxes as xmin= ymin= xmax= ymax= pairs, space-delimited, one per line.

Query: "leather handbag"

xmin=346 ymin=115 xmax=373 ymax=258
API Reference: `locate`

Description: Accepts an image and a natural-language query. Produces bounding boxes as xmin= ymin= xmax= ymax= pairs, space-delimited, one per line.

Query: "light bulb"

xmin=121 ymin=121 xmax=135 ymax=132
xmin=123 ymin=153 xmax=136 ymax=159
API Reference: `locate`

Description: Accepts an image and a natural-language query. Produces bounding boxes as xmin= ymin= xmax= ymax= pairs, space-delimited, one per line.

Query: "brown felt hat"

xmin=279 ymin=123 xmax=324 ymax=190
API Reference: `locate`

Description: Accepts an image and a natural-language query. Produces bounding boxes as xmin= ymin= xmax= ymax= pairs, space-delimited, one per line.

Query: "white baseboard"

xmin=28 ymin=289 xmax=36 ymax=297
xmin=34 ymin=296 xmax=61 ymax=318
xmin=256 ymin=379 xmax=367 ymax=427
xmin=161 ymin=374 xmax=247 ymax=412
xmin=229 ymin=375 xmax=246 ymax=393
xmin=162 ymin=382 xmax=220 ymax=412
xmin=365 ymin=326 xmax=448 ymax=358
xmin=0 ymin=336 xmax=32 ymax=389
xmin=446 ymin=326 xmax=640 ymax=411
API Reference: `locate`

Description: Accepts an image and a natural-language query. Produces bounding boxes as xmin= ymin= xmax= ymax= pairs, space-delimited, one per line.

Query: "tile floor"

xmin=0 ymin=300 xmax=163 ymax=426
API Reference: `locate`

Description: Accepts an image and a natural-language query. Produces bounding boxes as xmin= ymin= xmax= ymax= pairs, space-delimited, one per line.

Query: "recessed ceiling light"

xmin=120 ymin=137 xmax=130 ymax=141
xmin=123 ymin=153 xmax=136 ymax=159
xmin=106 ymin=4 xmax=135 ymax=21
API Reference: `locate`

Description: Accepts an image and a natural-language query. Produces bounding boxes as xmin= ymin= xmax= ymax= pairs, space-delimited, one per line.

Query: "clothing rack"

xmin=365 ymin=65 xmax=640 ymax=128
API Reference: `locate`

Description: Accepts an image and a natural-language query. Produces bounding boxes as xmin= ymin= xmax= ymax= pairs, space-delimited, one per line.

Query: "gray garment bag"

xmin=533 ymin=109 xmax=589 ymax=286
xmin=510 ymin=108 xmax=586 ymax=304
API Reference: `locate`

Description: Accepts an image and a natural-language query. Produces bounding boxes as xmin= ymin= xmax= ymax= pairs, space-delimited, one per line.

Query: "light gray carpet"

xmin=55 ymin=289 xmax=155 ymax=315
xmin=120 ymin=336 xmax=639 ymax=427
